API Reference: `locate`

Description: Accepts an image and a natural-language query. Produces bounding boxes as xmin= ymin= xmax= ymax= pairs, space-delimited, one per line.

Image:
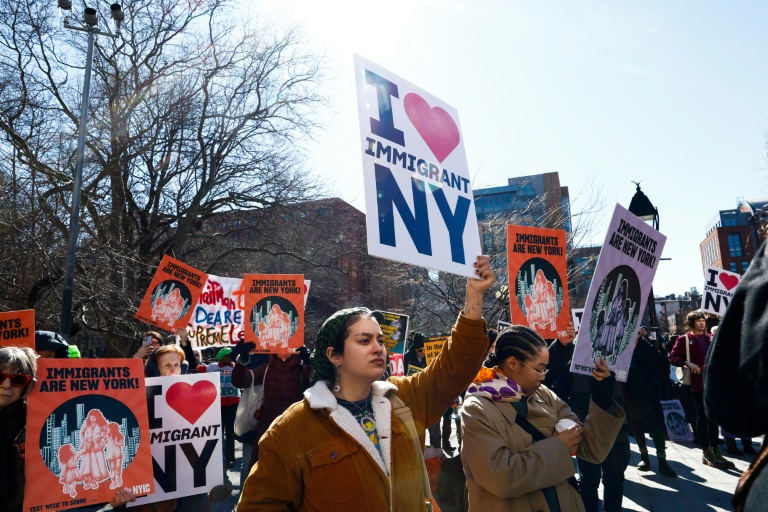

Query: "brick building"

xmin=700 ymin=199 xmax=767 ymax=275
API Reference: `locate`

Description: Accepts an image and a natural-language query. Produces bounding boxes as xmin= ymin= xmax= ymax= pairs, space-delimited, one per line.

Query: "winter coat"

xmin=460 ymin=385 xmax=626 ymax=512
xmin=0 ymin=400 xmax=26 ymax=512
xmin=669 ymin=332 xmax=712 ymax=393
xmin=231 ymin=354 xmax=311 ymax=465
xmin=236 ymin=313 xmax=489 ymax=512
xmin=624 ymin=337 xmax=668 ymax=426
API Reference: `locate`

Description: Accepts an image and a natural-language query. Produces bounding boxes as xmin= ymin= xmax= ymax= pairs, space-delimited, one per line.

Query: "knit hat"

xmin=68 ymin=345 xmax=81 ymax=358
xmin=310 ymin=307 xmax=371 ymax=384
xmin=410 ymin=332 xmax=426 ymax=350
xmin=216 ymin=347 xmax=233 ymax=362
xmin=35 ymin=330 xmax=69 ymax=358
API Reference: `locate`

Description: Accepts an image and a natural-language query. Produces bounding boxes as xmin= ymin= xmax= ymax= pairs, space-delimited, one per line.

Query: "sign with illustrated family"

xmin=354 ymin=54 xmax=481 ymax=278
xmin=570 ymin=204 xmax=667 ymax=382
xmin=24 ymin=359 xmax=154 ymax=511
xmin=507 ymin=225 xmax=571 ymax=339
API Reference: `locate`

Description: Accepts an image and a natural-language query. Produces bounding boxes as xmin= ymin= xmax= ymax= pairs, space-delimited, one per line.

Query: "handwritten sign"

xmin=24 ymin=359 xmax=153 ymax=511
xmin=570 ymin=204 xmax=666 ymax=382
xmin=507 ymin=225 xmax=570 ymax=339
xmin=136 ymin=256 xmax=206 ymax=331
xmin=188 ymin=275 xmax=245 ymax=348
xmin=244 ymin=274 xmax=305 ymax=353
xmin=130 ymin=373 xmax=223 ymax=506
xmin=354 ymin=55 xmax=481 ymax=278
xmin=0 ymin=309 xmax=34 ymax=349
xmin=701 ymin=266 xmax=740 ymax=316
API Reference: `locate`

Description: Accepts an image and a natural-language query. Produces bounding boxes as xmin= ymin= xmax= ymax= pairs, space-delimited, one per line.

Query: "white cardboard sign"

xmin=130 ymin=373 xmax=223 ymax=506
xmin=571 ymin=308 xmax=584 ymax=334
xmin=661 ymin=400 xmax=693 ymax=442
xmin=354 ymin=55 xmax=481 ymax=278
xmin=701 ymin=266 xmax=740 ymax=316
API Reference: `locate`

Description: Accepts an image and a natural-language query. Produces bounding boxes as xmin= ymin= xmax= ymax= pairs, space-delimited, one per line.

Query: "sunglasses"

xmin=0 ymin=372 xmax=32 ymax=387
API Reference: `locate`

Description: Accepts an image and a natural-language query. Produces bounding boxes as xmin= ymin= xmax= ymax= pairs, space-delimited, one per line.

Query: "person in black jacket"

xmin=706 ymin=239 xmax=768 ymax=511
xmin=625 ymin=327 xmax=677 ymax=477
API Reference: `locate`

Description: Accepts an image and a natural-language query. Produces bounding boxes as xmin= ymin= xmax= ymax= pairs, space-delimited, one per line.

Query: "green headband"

xmin=310 ymin=307 xmax=371 ymax=384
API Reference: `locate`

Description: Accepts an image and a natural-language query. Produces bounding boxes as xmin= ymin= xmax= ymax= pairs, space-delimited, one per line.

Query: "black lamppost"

xmin=628 ymin=182 xmax=659 ymax=331
xmin=58 ymin=1 xmax=124 ymax=341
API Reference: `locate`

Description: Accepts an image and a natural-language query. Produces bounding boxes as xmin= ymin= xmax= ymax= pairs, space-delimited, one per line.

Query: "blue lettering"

xmin=195 ymin=307 xmax=209 ymax=323
xmin=375 ymin=164 xmax=432 ymax=256
xmin=376 ymin=141 xmax=391 ymax=161
xmin=451 ymin=172 xmax=461 ymax=190
xmin=431 ymin=185 xmax=470 ymax=264
xmin=365 ymin=70 xmax=405 ymax=146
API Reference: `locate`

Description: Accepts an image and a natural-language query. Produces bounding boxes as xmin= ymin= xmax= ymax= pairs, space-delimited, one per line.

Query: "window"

xmin=730 ymin=262 xmax=738 ymax=273
xmin=743 ymin=261 xmax=749 ymax=272
xmin=727 ymin=233 xmax=743 ymax=257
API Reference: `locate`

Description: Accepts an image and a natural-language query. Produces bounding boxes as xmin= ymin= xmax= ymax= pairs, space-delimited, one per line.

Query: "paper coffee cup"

xmin=555 ymin=418 xmax=578 ymax=433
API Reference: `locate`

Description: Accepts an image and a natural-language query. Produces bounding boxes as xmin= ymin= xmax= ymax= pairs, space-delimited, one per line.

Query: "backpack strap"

xmin=387 ymin=393 xmax=433 ymax=512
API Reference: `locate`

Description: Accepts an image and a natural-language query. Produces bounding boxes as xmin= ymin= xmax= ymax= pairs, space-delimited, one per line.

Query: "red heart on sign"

xmin=404 ymin=93 xmax=460 ymax=163
xmin=719 ymin=273 xmax=740 ymax=291
xmin=165 ymin=380 xmax=218 ymax=425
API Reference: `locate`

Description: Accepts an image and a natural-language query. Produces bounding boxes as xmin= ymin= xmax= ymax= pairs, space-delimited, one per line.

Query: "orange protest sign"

xmin=507 ymin=225 xmax=571 ymax=339
xmin=0 ymin=309 xmax=35 ymax=349
xmin=135 ymin=255 xmax=206 ymax=331
xmin=24 ymin=358 xmax=154 ymax=511
xmin=243 ymin=274 xmax=305 ymax=353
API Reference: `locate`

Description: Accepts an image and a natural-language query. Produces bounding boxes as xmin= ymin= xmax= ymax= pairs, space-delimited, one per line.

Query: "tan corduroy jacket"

xmin=461 ymin=385 xmax=625 ymax=512
xmin=237 ymin=313 xmax=489 ymax=512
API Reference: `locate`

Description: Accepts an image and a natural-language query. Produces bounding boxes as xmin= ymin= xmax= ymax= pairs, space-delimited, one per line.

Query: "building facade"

xmin=700 ymin=199 xmax=767 ymax=275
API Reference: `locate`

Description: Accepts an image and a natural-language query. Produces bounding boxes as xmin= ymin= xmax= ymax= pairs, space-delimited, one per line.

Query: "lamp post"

xmin=627 ymin=182 xmax=660 ymax=331
xmin=58 ymin=1 xmax=124 ymax=341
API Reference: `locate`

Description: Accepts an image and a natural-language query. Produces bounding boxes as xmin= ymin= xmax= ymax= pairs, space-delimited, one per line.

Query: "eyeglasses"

xmin=0 ymin=372 xmax=32 ymax=387
xmin=522 ymin=361 xmax=549 ymax=378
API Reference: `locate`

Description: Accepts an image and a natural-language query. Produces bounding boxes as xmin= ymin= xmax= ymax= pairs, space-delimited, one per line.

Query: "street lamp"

xmin=58 ymin=2 xmax=124 ymax=341
xmin=628 ymin=182 xmax=659 ymax=330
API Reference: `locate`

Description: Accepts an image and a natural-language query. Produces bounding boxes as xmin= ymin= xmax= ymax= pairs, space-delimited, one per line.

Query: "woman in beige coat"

xmin=460 ymin=326 xmax=626 ymax=512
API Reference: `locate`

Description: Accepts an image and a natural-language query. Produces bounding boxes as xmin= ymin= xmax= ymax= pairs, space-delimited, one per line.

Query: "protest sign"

xmin=24 ymin=359 xmax=153 ymax=511
xmin=375 ymin=311 xmax=409 ymax=354
xmin=354 ymin=55 xmax=481 ymax=278
xmin=388 ymin=353 xmax=405 ymax=377
xmin=423 ymin=335 xmax=448 ymax=366
xmin=0 ymin=308 xmax=34 ymax=348
xmin=507 ymin=225 xmax=570 ymax=339
xmin=570 ymin=204 xmax=667 ymax=382
xmin=130 ymin=373 xmax=223 ymax=507
xmin=304 ymin=279 xmax=311 ymax=306
xmin=571 ymin=309 xmax=584 ymax=334
xmin=660 ymin=400 xmax=694 ymax=442
xmin=701 ymin=265 xmax=741 ymax=316
xmin=188 ymin=275 xmax=245 ymax=348
xmin=136 ymin=255 xmax=206 ymax=331
xmin=406 ymin=364 xmax=424 ymax=376
xmin=243 ymin=274 xmax=305 ymax=353
xmin=497 ymin=320 xmax=512 ymax=332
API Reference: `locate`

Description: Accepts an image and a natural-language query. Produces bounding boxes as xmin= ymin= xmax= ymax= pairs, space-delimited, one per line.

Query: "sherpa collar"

xmin=304 ymin=380 xmax=396 ymax=478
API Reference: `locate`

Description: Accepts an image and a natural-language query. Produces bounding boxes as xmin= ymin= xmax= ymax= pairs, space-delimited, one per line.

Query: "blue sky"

xmin=247 ymin=0 xmax=768 ymax=297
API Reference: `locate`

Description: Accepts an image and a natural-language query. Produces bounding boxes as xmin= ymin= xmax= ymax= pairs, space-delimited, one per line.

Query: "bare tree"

xmin=403 ymin=174 xmax=609 ymax=334
xmin=0 ymin=0 xmax=327 ymax=354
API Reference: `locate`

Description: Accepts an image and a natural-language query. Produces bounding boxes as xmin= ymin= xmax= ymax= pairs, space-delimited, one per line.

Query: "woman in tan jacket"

xmin=460 ymin=326 xmax=626 ymax=512
xmin=237 ymin=256 xmax=495 ymax=511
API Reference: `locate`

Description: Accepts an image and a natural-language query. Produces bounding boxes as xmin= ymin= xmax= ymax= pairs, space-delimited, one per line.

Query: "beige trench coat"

xmin=461 ymin=385 xmax=625 ymax=512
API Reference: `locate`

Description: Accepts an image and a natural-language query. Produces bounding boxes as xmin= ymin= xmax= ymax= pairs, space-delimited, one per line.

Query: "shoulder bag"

xmin=675 ymin=336 xmax=692 ymax=386
xmin=388 ymin=393 xmax=434 ymax=512
xmin=234 ymin=369 xmax=265 ymax=437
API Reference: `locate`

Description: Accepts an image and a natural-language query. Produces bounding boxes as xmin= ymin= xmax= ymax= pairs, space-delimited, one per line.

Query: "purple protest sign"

xmin=570 ymin=204 xmax=666 ymax=382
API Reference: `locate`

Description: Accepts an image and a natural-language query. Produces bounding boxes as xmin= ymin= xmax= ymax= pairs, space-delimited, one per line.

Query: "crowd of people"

xmin=2 ymin=248 xmax=767 ymax=511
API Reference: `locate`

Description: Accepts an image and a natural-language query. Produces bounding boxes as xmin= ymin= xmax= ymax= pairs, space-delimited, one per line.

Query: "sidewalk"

xmin=224 ymin=433 xmax=755 ymax=511
xmin=619 ymin=436 xmax=753 ymax=512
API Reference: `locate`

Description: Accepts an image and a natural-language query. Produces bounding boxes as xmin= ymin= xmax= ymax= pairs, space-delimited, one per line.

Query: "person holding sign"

xmin=460 ymin=326 xmax=626 ymax=512
xmin=237 ymin=255 xmax=495 ymax=511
